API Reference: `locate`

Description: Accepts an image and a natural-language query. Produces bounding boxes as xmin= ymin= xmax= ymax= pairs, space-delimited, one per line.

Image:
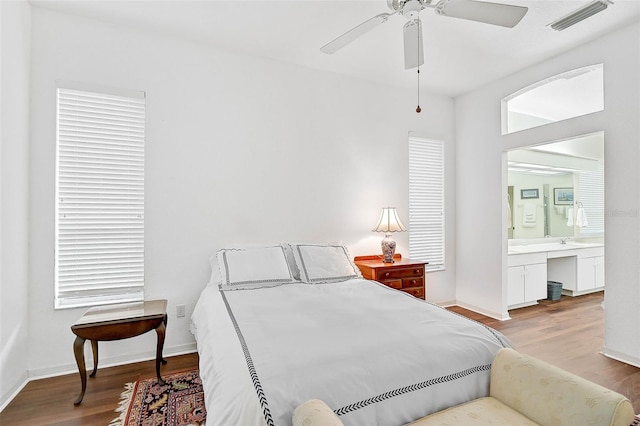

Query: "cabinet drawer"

xmin=402 ymin=287 xmax=425 ymax=299
xmin=380 ymin=279 xmax=402 ymax=289
xmin=402 ymin=277 xmax=424 ymax=289
xmin=376 ymin=267 xmax=424 ymax=281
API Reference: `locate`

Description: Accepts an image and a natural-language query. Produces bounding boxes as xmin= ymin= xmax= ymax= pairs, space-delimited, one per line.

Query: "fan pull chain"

xmin=416 ymin=19 xmax=421 ymax=113
xmin=416 ymin=68 xmax=421 ymax=113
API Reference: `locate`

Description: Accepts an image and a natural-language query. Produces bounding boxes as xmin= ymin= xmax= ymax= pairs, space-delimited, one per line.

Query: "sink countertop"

xmin=508 ymin=242 xmax=604 ymax=255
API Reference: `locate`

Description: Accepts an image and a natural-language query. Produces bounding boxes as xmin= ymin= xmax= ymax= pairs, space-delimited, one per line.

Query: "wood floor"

xmin=0 ymin=353 xmax=200 ymax=425
xmin=1 ymin=291 xmax=638 ymax=425
xmin=449 ymin=291 xmax=640 ymax=413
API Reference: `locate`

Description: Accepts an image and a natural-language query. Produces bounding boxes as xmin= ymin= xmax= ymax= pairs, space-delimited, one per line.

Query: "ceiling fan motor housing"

xmin=402 ymin=0 xmax=425 ymax=19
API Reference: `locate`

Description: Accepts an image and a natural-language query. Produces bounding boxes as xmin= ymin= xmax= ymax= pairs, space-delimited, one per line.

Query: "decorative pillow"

xmin=288 ymin=243 xmax=362 ymax=284
xmin=217 ymin=245 xmax=296 ymax=290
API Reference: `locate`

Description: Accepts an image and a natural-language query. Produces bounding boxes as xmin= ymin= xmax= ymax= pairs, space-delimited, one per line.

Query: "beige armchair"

xmin=293 ymin=348 xmax=635 ymax=426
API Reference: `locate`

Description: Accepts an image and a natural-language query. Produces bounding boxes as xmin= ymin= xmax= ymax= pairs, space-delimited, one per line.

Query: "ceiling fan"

xmin=321 ymin=0 xmax=528 ymax=70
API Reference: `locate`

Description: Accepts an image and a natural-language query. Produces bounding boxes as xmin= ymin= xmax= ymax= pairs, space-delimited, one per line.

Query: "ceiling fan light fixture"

xmin=548 ymin=0 xmax=612 ymax=31
xmin=387 ymin=0 xmax=401 ymax=12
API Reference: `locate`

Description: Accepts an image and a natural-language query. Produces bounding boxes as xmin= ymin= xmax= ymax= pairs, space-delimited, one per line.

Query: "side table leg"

xmin=73 ymin=336 xmax=87 ymax=405
xmin=155 ymin=317 xmax=166 ymax=385
xmin=89 ymin=340 xmax=98 ymax=377
xmin=161 ymin=314 xmax=168 ymax=364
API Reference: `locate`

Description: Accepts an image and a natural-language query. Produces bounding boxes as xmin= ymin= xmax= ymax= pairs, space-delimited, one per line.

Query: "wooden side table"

xmin=354 ymin=255 xmax=427 ymax=299
xmin=70 ymin=299 xmax=168 ymax=405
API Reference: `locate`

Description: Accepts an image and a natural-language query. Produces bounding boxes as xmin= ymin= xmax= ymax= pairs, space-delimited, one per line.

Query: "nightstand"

xmin=354 ymin=255 xmax=427 ymax=299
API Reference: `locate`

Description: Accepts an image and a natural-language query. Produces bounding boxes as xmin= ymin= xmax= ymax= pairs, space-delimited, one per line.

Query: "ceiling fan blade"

xmin=403 ymin=19 xmax=424 ymax=69
xmin=435 ymin=0 xmax=528 ymax=28
xmin=321 ymin=13 xmax=394 ymax=54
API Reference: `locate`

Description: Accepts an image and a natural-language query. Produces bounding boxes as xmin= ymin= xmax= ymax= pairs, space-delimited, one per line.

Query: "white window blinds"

xmin=55 ymin=86 xmax=145 ymax=309
xmin=578 ymin=168 xmax=604 ymax=237
xmin=408 ymin=137 xmax=445 ymax=271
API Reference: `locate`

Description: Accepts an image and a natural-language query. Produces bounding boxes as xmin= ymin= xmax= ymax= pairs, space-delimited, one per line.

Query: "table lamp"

xmin=373 ymin=207 xmax=407 ymax=263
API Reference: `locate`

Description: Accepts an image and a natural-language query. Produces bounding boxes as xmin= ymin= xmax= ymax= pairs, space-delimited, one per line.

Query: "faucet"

xmin=560 ymin=237 xmax=568 ymax=245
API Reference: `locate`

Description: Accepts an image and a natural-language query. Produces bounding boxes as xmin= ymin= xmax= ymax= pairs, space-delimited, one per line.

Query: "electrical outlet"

xmin=176 ymin=304 xmax=186 ymax=318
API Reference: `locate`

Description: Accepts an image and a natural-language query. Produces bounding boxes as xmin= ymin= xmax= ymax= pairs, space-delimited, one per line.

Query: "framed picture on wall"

xmin=520 ymin=188 xmax=539 ymax=199
xmin=554 ymin=187 xmax=574 ymax=205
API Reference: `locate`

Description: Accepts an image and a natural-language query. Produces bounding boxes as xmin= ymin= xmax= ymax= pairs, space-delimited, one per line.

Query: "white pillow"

xmin=217 ymin=246 xmax=296 ymax=290
xmin=208 ymin=253 xmax=224 ymax=286
xmin=288 ymin=243 xmax=362 ymax=284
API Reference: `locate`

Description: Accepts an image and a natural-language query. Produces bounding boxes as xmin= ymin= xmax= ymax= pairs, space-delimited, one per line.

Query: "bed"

xmin=191 ymin=243 xmax=511 ymax=426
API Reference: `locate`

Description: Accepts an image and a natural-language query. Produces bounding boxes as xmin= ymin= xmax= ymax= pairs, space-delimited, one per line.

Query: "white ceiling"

xmin=30 ymin=0 xmax=640 ymax=97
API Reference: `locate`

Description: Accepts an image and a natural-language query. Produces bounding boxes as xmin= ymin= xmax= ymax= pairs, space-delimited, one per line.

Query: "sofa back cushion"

xmin=490 ymin=348 xmax=634 ymax=426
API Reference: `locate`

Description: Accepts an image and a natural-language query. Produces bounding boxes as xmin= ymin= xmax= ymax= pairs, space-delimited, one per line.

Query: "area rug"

xmin=632 ymin=414 xmax=640 ymax=426
xmin=110 ymin=370 xmax=206 ymax=426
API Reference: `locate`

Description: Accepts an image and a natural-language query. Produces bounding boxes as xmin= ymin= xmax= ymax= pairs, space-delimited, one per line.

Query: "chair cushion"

xmin=406 ymin=397 xmax=539 ymax=426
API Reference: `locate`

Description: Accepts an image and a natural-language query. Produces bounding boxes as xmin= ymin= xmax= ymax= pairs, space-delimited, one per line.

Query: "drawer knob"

xmin=384 ymin=272 xmax=390 ymax=277
xmin=410 ymin=280 xmax=416 ymax=285
xmin=414 ymin=269 xmax=421 ymax=274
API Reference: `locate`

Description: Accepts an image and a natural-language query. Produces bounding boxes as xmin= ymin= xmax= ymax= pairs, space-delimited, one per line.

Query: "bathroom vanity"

xmin=507 ymin=240 xmax=604 ymax=309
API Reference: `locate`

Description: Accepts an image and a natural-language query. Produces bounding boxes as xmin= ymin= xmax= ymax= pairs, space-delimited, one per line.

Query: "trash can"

xmin=547 ymin=281 xmax=562 ymax=301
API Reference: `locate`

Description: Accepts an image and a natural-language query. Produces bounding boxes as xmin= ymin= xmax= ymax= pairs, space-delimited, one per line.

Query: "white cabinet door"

xmin=524 ymin=263 xmax=548 ymax=302
xmin=508 ymin=263 xmax=547 ymax=306
xmin=578 ymin=255 xmax=605 ymax=291
xmin=508 ymin=266 xmax=525 ymax=306
xmin=594 ymin=256 xmax=605 ymax=288
xmin=577 ymin=257 xmax=597 ymax=292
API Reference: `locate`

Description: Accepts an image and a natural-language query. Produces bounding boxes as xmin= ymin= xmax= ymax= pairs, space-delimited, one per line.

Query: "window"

xmin=55 ymin=84 xmax=146 ymax=309
xmin=502 ymin=64 xmax=604 ymax=134
xmin=578 ymin=168 xmax=604 ymax=237
xmin=408 ymin=136 xmax=445 ymax=271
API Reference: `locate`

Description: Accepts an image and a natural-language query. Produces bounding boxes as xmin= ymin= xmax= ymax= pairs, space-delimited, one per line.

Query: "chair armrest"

xmin=490 ymin=348 xmax=635 ymax=426
xmin=293 ymin=399 xmax=345 ymax=426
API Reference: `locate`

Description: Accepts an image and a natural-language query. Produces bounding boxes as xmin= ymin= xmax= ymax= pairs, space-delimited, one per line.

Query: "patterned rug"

xmin=632 ymin=414 xmax=640 ymax=426
xmin=110 ymin=370 xmax=206 ymax=426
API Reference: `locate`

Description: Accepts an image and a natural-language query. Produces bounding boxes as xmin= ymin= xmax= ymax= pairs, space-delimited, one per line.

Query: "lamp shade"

xmin=373 ymin=207 xmax=407 ymax=233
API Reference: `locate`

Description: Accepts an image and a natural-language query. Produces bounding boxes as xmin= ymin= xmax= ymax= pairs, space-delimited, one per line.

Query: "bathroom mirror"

xmin=507 ymin=132 xmax=604 ymax=239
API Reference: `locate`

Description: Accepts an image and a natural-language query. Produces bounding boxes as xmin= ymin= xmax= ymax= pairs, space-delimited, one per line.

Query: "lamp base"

xmin=381 ymin=234 xmax=396 ymax=263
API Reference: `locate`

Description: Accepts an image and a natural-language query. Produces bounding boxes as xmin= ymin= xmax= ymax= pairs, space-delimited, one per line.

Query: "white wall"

xmin=456 ymin=22 xmax=640 ymax=366
xmin=21 ymin=6 xmax=456 ymax=384
xmin=0 ymin=0 xmax=31 ymax=410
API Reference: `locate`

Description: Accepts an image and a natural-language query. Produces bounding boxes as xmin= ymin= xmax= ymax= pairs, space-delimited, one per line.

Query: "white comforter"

xmin=191 ymin=279 xmax=511 ymax=426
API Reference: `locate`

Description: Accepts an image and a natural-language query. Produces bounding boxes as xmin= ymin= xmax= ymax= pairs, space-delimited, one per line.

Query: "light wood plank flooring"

xmin=0 ymin=353 xmax=199 ymax=425
xmin=449 ymin=291 xmax=640 ymax=412
xmin=1 ymin=291 xmax=637 ymax=425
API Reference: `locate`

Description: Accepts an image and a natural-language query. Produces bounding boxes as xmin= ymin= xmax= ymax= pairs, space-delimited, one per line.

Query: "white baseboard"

xmin=28 ymin=342 xmax=198 ymax=380
xmin=0 ymin=343 xmax=197 ymax=412
xmin=454 ymin=300 xmax=510 ymax=321
xmin=432 ymin=299 xmax=456 ymax=308
xmin=0 ymin=371 xmax=29 ymax=413
xmin=601 ymin=346 xmax=640 ymax=368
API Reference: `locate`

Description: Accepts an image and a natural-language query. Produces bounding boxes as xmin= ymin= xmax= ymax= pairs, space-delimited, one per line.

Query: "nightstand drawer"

xmin=402 ymin=277 xmax=424 ymax=289
xmin=380 ymin=279 xmax=403 ymax=289
xmin=376 ymin=267 xmax=424 ymax=281
xmin=402 ymin=287 xmax=425 ymax=299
